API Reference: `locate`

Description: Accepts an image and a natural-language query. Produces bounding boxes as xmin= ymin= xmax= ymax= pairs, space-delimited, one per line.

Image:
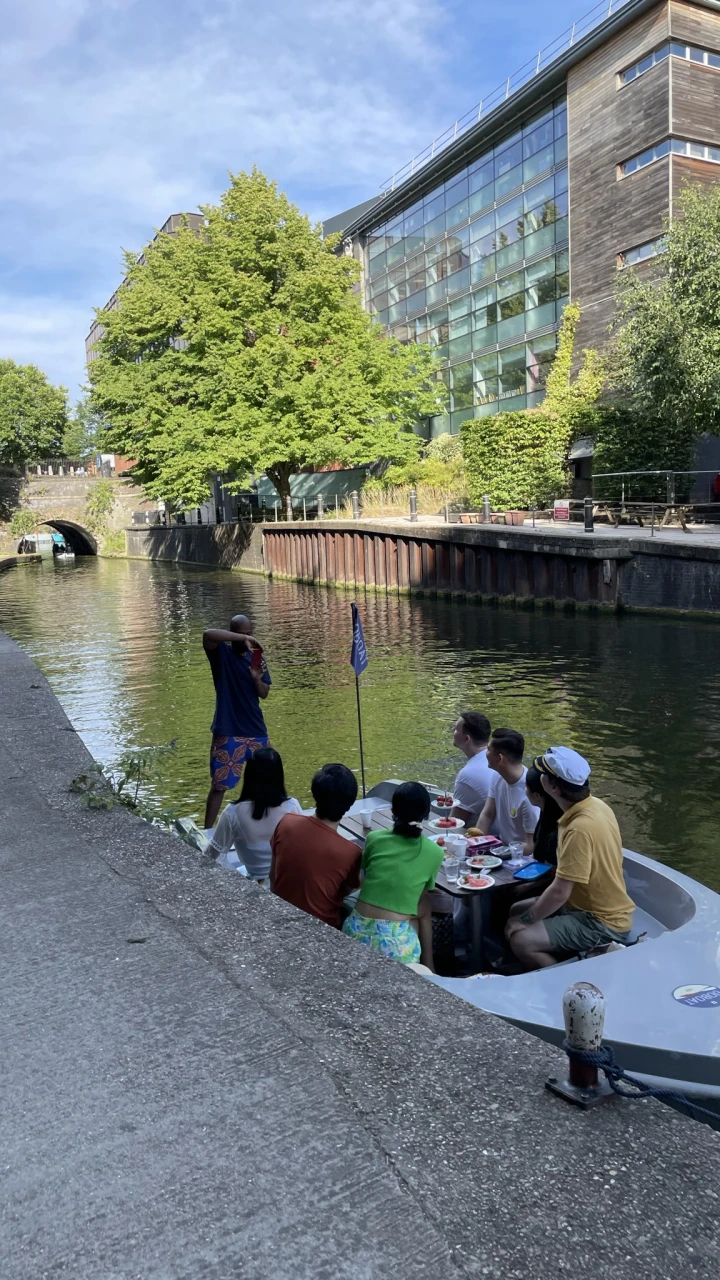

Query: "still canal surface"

xmin=2 ymin=556 xmax=719 ymax=892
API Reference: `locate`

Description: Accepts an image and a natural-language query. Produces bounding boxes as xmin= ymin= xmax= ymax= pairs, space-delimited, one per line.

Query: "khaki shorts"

xmin=544 ymin=906 xmax=632 ymax=957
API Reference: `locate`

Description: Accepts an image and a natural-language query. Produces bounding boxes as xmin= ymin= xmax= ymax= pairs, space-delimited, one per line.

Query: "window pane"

xmin=523 ymin=119 xmax=554 ymax=158
xmin=449 ymin=294 xmax=472 ymax=319
xmin=471 ymin=254 xmax=495 ymax=282
xmin=451 ymin=360 xmax=473 ymax=395
xmin=372 ymin=290 xmax=389 ymax=313
xmin=446 ymin=198 xmax=469 ymax=228
xmin=448 ymin=224 xmax=471 ymax=250
xmin=470 ymin=211 xmax=495 ymax=243
xmin=472 ymin=284 xmax=496 ymax=308
xmin=690 ymin=46 xmax=705 ymax=62
xmin=495 ymin=137 xmax=522 ymax=174
xmin=554 ymin=105 xmax=567 ymax=139
xmin=523 ymin=145 xmax=554 ymax=183
xmin=527 ymin=333 xmax=556 ymax=363
xmin=523 ymin=224 xmax=554 ymax=258
xmin=407 ymin=289 xmax=427 ymax=315
xmin=447 ymin=265 xmax=470 ymax=294
xmin=670 ymin=41 xmax=687 ymax=56
xmin=554 ymin=216 xmax=569 ymax=244
xmin=423 ymin=212 xmax=446 ymax=242
xmin=425 ymin=240 xmax=446 ymax=265
xmin=556 ymin=248 xmax=569 ymax=272
xmin=475 ymin=352 xmax=498 ymax=379
xmin=388 ymin=300 xmax=407 ymax=323
xmin=524 ymin=300 xmax=556 ymax=332
xmin=424 ymin=192 xmax=445 ymax=221
xmin=524 ymin=175 xmax=554 ymax=213
xmin=445 ymin=174 xmax=469 ymax=204
xmin=501 ymin=393 xmax=527 ymax=412
xmin=495 ymin=239 xmax=524 ymax=271
xmin=495 ymin=193 xmax=523 ymax=229
xmin=387 ymin=240 xmax=405 ymax=266
xmin=556 ymin=269 xmax=569 ymax=295
xmin=497 ymin=312 xmax=526 ymax=342
xmin=498 ymin=292 xmax=525 ymax=319
xmin=709 ymin=51 xmax=720 ymax=68
xmin=554 ymin=135 xmax=568 ymax=165
xmin=449 ymin=333 xmax=473 ymax=362
xmin=525 ymin=256 xmax=555 ymax=286
xmin=404 ymin=204 xmax=424 ymax=236
xmin=472 ymin=324 xmax=497 ymax=352
xmin=449 ymin=314 xmax=472 ymax=338
xmin=369 ymin=250 xmax=387 ymax=277
xmin=495 ymin=163 xmax=523 ymax=198
xmin=474 ymin=376 xmax=499 ymax=404
xmin=469 ymin=185 xmax=494 ymax=217
xmin=555 ymin=166 xmax=569 ymax=195
xmin=497 ymin=270 xmax=524 ymax=299
xmin=426 ymin=280 xmax=448 ymax=305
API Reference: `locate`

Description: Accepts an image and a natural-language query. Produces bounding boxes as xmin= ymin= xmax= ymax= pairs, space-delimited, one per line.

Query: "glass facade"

xmin=620 ymin=137 xmax=720 ymax=177
xmin=364 ymin=99 xmax=568 ymax=432
xmin=620 ymin=41 xmax=720 ymax=85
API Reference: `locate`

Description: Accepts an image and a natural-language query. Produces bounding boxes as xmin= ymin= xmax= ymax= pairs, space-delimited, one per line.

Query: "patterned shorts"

xmin=210 ymin=735 xmax=269 ymax=791
xmin=341 ymin=909 xmax=421 ymax=964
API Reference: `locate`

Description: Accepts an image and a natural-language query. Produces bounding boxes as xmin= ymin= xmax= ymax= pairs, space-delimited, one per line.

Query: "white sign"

xmin=554 ymin=500 xmax=570 ymax=522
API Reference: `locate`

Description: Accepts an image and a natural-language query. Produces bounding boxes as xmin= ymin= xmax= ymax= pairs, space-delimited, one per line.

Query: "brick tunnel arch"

xmin=41 ymin=520 xmax=98 ymax=555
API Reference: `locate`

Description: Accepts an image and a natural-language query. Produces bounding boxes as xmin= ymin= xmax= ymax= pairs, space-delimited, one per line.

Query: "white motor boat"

xmin=361 ymin=782 xmax=720 ymax=1104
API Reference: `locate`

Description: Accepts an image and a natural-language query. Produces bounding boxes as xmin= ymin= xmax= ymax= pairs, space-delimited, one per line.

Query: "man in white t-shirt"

xmin=476 ymin=727 xmax=539 ymax=853
xmin=451 ymin=711 xmax=492 ymax=826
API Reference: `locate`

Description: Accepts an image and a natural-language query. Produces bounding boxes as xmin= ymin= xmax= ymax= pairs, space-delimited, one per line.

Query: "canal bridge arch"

xmin=41 ymin=519 xmax=97 ymax=555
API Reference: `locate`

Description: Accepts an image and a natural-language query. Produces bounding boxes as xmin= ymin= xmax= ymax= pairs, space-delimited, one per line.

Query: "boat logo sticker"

xmin=672 ymin=984 xmax=720 ymax=1008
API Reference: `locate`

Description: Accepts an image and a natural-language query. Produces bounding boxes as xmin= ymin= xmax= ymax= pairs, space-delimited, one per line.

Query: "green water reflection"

xmin=2 ymin=556 xmax=719 ymax=891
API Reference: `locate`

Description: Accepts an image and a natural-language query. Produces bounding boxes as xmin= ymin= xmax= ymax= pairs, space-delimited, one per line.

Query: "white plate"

xmin=466 ymin=855 xmax=502 ymax=871
xmin=457 ymin=874 xmax=495 ymax=891
xmin=429 ymin=817 xmax=465 ymax=833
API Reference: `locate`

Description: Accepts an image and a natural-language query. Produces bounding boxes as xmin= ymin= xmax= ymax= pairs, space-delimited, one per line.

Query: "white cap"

xmin=534 ymin=746 xmax=591 ymax=786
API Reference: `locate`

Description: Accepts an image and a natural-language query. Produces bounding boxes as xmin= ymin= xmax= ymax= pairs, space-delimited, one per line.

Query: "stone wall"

xmin=126 ymin=522 xmax=264 ymax=572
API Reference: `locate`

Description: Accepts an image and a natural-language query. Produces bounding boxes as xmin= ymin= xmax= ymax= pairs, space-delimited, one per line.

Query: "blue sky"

xmin=1 ymin=0 xmax=590 ymax=400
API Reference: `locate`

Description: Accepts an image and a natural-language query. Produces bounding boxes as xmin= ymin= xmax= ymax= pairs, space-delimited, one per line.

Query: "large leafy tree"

xmin=90 ymin=169 xmax=443 ymax=506
xmin=598 ymin=183 xmax=720 ymax=490
xmin=0 ymin=359 xmax=68 ymax=468
xmin=62 ymin=394 xmax=105 ymax=463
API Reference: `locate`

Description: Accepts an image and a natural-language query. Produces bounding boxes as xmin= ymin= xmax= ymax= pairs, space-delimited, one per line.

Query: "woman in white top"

xmin=207 ymin=747 xmax=301 ymax=882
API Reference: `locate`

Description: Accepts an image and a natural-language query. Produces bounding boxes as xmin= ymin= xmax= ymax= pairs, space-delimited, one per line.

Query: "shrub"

xmin=10 ymin=506 xmax=39 ymax=537
xmin=462 ymin=409 xmax=571 ymax=509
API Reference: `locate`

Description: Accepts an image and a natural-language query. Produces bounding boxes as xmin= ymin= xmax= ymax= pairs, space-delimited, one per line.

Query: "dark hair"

xmin=551 ymin=777 xmax=591 ymax=804
xmin=525 ymin=764 xmax=562 ymax=866
xmin=490 ymin=727 xmax=525 ymax=763
xmin=311 ymin=763 xmax=358 ymax=822
xmin=391 ymin=781 xmax=431 ymax=839
xmin=237 ymin=747 xmax=288 ymax=821
xmin=458 ymin=711 xmax=491 ymax=745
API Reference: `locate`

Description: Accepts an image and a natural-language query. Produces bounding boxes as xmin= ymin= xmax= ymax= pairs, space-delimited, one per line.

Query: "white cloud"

xmin=0 ymin=295 xmax=90 ymax=398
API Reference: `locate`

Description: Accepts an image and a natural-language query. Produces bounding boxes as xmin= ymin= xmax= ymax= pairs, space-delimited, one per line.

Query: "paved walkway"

xmin=1 ymin=630 xmax=719 ymax=1278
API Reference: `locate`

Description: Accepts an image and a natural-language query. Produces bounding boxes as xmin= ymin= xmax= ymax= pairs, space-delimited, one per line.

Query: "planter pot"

xmin=504 ymin=510 xmax=526 ymax=526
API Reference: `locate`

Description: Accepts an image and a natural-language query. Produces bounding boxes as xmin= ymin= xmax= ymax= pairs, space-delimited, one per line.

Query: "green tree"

xmin=0 ymin=360 xmax=68 ymax=468
xmin=90 ymin=170 xmax=444 ymax=507
xmin=462 ymin=304 xmax=603 ymax=509
xmin=85 ymin=478 xmax=115 ymax=534
xmin=598 ymin=183 xmax=720 ymax=491
xmin=62 ymin=395 xmax=105 ymax=462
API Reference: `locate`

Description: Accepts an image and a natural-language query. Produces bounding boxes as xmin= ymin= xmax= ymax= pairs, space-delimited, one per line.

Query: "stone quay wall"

xmin=125 ymin=522 xmax=264 ymax=572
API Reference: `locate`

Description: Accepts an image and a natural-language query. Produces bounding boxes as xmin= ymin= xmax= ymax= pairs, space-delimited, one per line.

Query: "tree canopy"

xmin=62 ymin=395 xmax=105 ymax=463
xmin=0 ymin=359 xmax=68 ymax=469
xmin=90 ymin=169 xmax=444 ymax=505
xmin=598 ymin=183 xmax=720 ymax=488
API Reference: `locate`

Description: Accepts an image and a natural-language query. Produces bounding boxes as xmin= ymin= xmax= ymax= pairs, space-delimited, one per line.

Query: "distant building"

xmin=85 ymin=212 xmax=204 ymax=364
xmin=338 ymin=0 xmax=720 ymax=438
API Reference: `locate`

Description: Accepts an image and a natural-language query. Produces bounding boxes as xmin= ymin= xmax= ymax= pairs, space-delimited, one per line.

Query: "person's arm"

xmin=517 ymin=875 xmax=573 ymax=923
xmin=476 ymin=795 xmax=496 ymax=835
xmin=339 ymin=847 xmax=363 ymax=897
xmin=416 ymin=892 xmax=435 ymax=971
xmin=205 ymin=807 xmax=235 ymax=862
xmin=202 ymin=628 xmax=257 ymax=652
xmin=521 ymin=798 xmax=541 ymax=856
xmin=251 ymin=666 xmax=270 ymax=700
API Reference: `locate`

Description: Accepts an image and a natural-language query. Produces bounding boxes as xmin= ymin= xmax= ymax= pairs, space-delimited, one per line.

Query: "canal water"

xmin=2 ymin=556 xmax=719 ymax=892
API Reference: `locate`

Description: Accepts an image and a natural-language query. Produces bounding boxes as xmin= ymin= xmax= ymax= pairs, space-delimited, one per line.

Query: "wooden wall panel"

xmin=567 ymin=3 xmax=671 ymax=352
xmin=673 ymin=153 xmax=720 ymax=202
xmin=670 ymin=0 xmax=720 ymax=48
xmin=670 ymin=58 xmax=720 ymax=146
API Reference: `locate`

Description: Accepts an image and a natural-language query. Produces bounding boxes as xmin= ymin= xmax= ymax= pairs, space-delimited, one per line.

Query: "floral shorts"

xmin=341 ymin=909 xmax=421 ymax=964
xmin=210 ymin=735 xmax=269 ymax=791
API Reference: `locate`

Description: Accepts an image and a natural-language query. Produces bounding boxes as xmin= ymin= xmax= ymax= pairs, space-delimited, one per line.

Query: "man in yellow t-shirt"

xmin=505 ymin=746 xmax=635 ymax=968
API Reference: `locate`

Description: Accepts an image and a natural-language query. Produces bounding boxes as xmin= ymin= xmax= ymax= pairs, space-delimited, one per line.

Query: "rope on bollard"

xmin=562 ymin=1039 xmax=719 ymax=1125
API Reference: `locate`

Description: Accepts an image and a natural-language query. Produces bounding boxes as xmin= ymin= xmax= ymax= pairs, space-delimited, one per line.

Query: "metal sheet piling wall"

xmin=261 ymin=521 xmax=623 ymax=609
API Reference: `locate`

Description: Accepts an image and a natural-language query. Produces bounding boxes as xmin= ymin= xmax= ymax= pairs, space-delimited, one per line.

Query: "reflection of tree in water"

xmin=2 ymin=559 xmax=719 ymax=892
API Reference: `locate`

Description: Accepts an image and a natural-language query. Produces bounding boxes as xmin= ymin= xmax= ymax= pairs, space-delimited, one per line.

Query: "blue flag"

xmin=350 ymin=603 xmax=368 ymax=677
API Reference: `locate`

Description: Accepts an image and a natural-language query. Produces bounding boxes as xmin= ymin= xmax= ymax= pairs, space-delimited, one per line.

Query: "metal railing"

xmin=380 ymin=0 xmax=632 ymax=193
xmin=591 ymin=469 xmax=720 ymax=504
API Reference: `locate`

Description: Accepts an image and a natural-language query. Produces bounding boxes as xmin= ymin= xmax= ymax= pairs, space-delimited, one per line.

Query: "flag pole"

xmin=355 ymin=672 xmax=367 ymax=798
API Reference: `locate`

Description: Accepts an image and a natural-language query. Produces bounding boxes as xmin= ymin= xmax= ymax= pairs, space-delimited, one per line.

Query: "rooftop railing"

xmin=380 ymin=0 xmax=633 ymax=193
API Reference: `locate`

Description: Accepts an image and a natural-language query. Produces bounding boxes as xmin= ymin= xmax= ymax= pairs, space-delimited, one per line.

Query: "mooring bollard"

xmin=286 ymin=495 xmax=293 ymax=522
xmin=317 ymin=494 xmax=324 ymax=520
xmin=274 ymin=501 xmax=279 ymax=521
xmin=444 ymin=502 xmax=450 ymax=523
xmin=302 ymin=498 xmax=307 ymax=521
xmin=546 ymin=981 xmax=613 ymax=1109
xmin=409 ymin=488 xmax=418 ymax=522
xmin=351 ymin=490 xmax=360 ymax=520
xmin=584 ymin=495 xmax=594 ymax=533
xmin=482 ymin=493 xmax=491 ymax=523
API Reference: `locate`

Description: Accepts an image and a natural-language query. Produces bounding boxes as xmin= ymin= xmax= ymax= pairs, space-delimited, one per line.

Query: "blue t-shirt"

xmin=207 ymin=644 xmax=271 ymax=737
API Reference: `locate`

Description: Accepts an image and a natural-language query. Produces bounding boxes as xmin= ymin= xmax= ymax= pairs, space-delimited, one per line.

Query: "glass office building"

xmin=340 ymin=0 xmax=720 ymax=442
xmin=364 ymin=100 xmax=568 ymax=436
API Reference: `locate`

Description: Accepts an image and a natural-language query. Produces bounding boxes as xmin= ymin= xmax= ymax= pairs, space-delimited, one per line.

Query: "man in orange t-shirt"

xmin=271 ymin=763 xmax=361 ymax=929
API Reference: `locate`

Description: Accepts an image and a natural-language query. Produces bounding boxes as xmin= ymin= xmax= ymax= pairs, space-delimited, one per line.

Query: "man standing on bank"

xmin=505 ymin=747 xmax=635 ymax=968
xmin=203 ymin=614 xmax=271 ymax=828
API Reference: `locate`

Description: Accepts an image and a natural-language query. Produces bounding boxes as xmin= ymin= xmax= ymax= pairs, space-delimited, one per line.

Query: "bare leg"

xmin=507 ymin=919 xmax=559 ymax=970
xmin=204 ymin=786 xmax=225 ymax=829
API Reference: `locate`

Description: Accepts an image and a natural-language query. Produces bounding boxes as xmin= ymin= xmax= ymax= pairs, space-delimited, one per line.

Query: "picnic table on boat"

xmin=340 ymin=804 xmax=521 ymax=969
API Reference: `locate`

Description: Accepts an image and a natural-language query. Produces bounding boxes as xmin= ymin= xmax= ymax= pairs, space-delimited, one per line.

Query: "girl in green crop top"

xmin=341 ymin=782 xmax=443 ymax=968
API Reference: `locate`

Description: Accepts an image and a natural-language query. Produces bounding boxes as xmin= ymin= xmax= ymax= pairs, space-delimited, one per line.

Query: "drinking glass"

xmin=507 ymin=842 xmax=527 ymax=868
xmin=444 ymin=857 xmax=460 ymax=884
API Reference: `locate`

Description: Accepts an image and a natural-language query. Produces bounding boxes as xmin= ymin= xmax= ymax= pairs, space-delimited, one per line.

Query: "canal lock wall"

xmin=125 ymin=522 xmax=265 ymax=572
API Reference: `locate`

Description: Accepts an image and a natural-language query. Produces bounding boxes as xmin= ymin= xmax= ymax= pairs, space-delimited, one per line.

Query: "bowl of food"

xmin=429 ymin=816 xmax=465 ymax=832
xmin=430 ymin=792 xmax=454 ymax=815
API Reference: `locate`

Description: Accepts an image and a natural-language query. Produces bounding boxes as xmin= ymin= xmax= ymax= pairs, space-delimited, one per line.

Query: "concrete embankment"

xmin=126 ymin=521 xmax=265 ymax=572
xmin=2 ymin=629 xmax=719 ymax=1278
xmin=0 ymin=554 xmax=41 ymax=573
